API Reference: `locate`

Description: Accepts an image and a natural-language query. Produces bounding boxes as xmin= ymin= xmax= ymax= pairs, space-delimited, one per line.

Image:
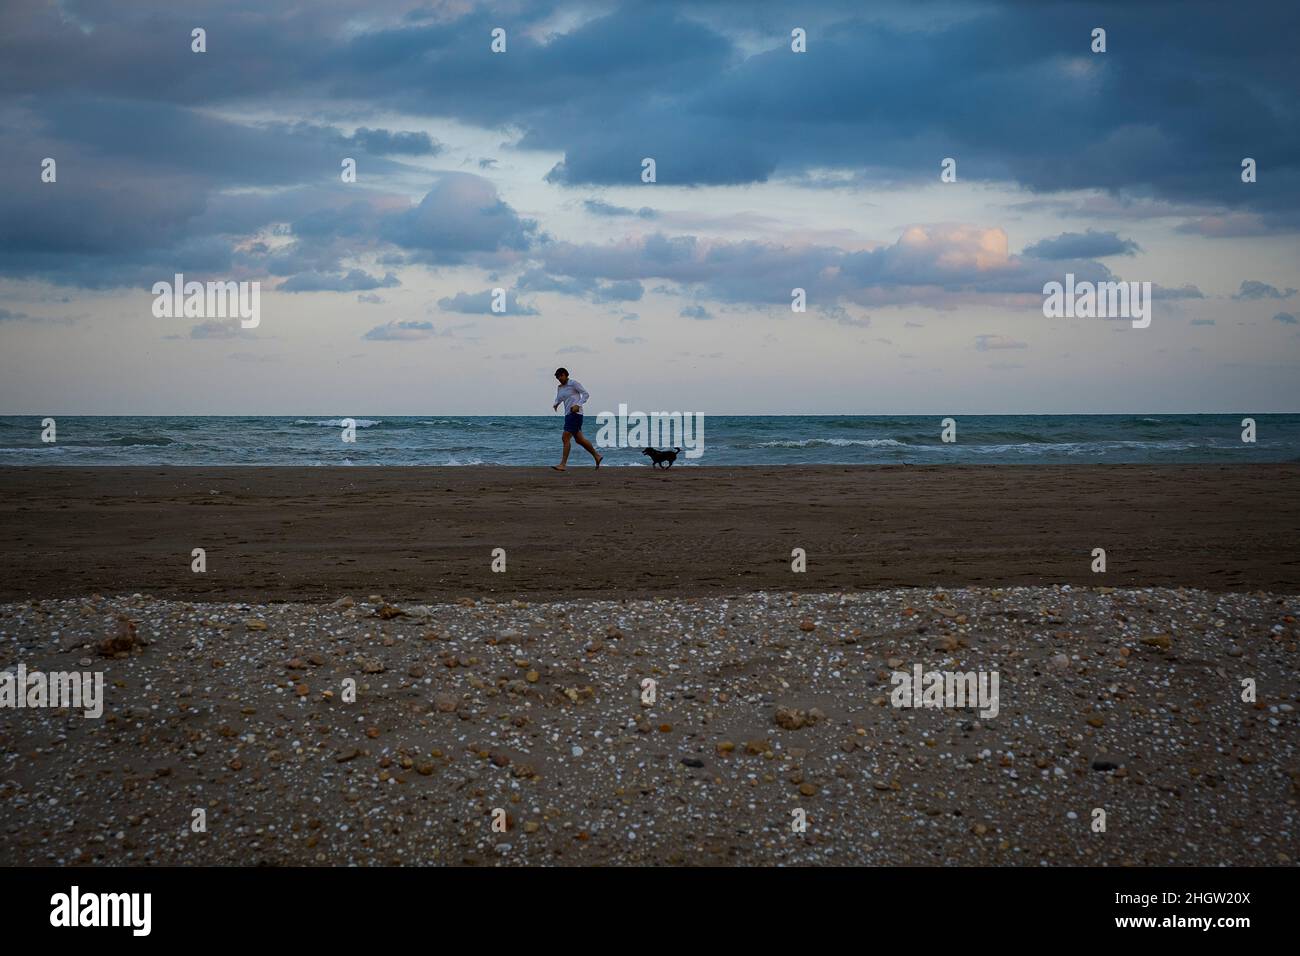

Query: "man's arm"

xmin=574 ymin=381 xmax=590 ymax=407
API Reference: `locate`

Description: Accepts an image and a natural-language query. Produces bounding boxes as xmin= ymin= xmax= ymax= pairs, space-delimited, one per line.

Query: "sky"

xmin=0 ymin=0 xmax=1298 ymax=415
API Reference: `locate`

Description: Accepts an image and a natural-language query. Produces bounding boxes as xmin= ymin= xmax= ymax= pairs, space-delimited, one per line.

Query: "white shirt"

xmin=555 ymin=380 xmax=590 ymax=413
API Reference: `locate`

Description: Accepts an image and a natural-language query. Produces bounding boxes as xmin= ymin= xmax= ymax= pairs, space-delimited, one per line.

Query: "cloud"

xmin=357 ymin=293 xmax=384 ymax=304
xmin=1175 ymin=212 xmax=1293 ymax=238
xmin=614 ymin=336 xmax=645 ymax=345
xmin=680 ymin=305 xmax=713 ymax=320
xmin=344 ymin=127 xmax=442 ymax=156
xmin=0 ymin=307 xmax=31 ymax=321
xmin=380 ymin=173 xmax=540 ymax=266
xmin=1022 ymin=230 xmax=1141 ymax=260
xmin=974 ymin=334 xmax=1028 ymax=351
xmin=516 ymin=269 xmax=597 ymax=298
xmin=1273 ymin=312 xmax=1298 ymax=325
xmin=189 ymin=319 xmax=247 ymax=340
xmin=363 ymin=320 xmax=436 ymax=341
xmin=1152 ymin=284 xmax=1205 ymax=300
xmin=557 ymin=344 xmax=593 ymax=354
xmin=1190 ymin=318 xmax=1216 ymax=326
xmin=592 ymin=279 xmax=644 ymax=303
xmin=539 ymin=224 xmax=1113 ymax=310
xmin=279 ymin=269 xmax=400 ymax=293
xmin=1 ymin=0 xmax=1294 ymax=338
xmin=1233 ymin=280 xmax=1297 ymax=300
xmin=583 ymin=199 xmax=657 ymax=219
xmin=515 ymin=268 xmax=643 ymax=305
xmin=818 ymin=305 xmax=870 ymax=327
xmin=437 ymin=289 xmax=539 ymax=315
xmin=2 ymin=0 xmax=1296 ymax=221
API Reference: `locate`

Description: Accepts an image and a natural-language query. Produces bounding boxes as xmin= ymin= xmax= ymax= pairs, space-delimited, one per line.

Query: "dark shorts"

xmin=563 ymin=411 xmax=584 ymax=434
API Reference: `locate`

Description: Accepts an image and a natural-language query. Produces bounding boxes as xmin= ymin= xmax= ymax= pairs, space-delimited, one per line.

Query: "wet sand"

xmin=1 ymin=465 xmax=1298 ymax=603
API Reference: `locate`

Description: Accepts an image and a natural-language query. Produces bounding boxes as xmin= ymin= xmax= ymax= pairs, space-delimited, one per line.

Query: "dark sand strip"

xmin=1 ymin=465 xmax=1298 ymax=602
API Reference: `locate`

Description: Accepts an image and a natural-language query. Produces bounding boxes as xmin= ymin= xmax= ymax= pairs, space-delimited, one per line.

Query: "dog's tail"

xmin=674 ymin=447 xmax=681 ymax=453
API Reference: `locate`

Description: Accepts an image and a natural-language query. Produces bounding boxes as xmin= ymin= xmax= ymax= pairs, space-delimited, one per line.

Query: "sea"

xmin=2 ymin=414 xmax=1297 ymax=466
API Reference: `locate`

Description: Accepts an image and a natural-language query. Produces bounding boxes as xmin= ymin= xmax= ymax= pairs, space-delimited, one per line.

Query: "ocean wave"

xmin=910 ymin=439 xmax=1205 ymax=456
xmin=294 ymin=418 xmax=382 ymax=428
xmin=100 ymin=435 xmax=179 ymax=447
xmin=0 ymin=415 xmax=1294 ymax=466
xmin=963 ymin=430 xmax=1063 ymax=444
xmin=749 ymin=437 xmax=908 ymax=448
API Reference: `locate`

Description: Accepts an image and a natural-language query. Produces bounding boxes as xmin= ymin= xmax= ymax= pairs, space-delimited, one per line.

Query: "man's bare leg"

xmin=552 ymin=431 xmax=573 ymax=471
xmin=574 ymin=430 xmax=602 ymax=467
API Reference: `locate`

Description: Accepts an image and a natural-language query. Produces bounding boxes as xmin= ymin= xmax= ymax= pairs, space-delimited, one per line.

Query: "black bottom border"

xmin=1 ymin=864 xmax=1285 ymax=940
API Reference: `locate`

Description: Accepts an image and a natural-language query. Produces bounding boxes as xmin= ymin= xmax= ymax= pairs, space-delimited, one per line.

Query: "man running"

xmin=551 ymin=367 xmax=602 ymax=470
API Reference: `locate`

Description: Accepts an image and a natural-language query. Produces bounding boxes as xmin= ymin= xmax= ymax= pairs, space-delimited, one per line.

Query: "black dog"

xmin=642 ymin=446 xmax=682 ymax=469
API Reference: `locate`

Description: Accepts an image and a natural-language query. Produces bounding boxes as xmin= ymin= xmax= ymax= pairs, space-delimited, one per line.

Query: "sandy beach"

xmin=2 ymin=464 xmax=1298 ymax=602
xmin=0 ymin=464 xmax=1297 ymax=866
xmin=1 ymin=586 xmax=1296 ymax=866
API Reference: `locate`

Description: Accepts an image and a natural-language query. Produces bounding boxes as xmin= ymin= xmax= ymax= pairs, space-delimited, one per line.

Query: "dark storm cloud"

xmin=0 ymin=145 xmax=538 ymax=286
xmin=2 ymin=0 xmax=1295 ymax=299
xmin=1022 ymin=230 xmax=1140 ymax=259
xmin=27 ymin=96 xmax=422 ymax=188
xmin=6 ymin=0 xmax=1292 ymax=206
xmin=345 ymin=127 xmax=442 ymax=156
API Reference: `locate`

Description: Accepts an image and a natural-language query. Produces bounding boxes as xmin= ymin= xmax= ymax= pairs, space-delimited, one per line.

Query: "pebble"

xmin=2 ymin=585 xmax=1291 ymax=868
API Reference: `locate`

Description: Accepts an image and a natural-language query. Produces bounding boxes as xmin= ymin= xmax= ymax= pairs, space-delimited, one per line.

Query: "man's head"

xmin=554 ymin=367 xmax=569 ymax=384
